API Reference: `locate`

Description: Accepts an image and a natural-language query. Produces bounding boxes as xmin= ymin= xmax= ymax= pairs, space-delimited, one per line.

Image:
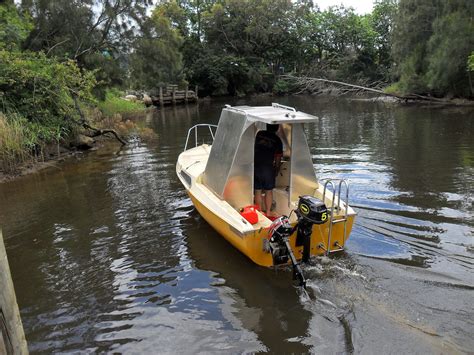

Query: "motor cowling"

xmin=297 ymin=195 xmax=328 ymax=224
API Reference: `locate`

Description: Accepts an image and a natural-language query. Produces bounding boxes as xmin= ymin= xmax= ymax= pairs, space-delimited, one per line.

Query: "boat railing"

xmin=224 ymin=104 xmax=248 ymax=115
xmin=320 ymin=178 xmax=350 ymax=255
xmin=184 ymin=124 xmax=218 ymax=151
xmin=272 ymin=103 xmax=296 ymax=112
xmin=225 ymin=103 xmax=296 ymax=113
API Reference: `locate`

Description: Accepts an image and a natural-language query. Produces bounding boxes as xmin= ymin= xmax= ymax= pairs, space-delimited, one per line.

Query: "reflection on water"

xmin=0 ymin=96 xmax=473 ymax=353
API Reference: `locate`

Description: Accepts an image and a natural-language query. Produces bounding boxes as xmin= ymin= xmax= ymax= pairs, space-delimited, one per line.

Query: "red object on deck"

xmin=240 ymin=205 xmax=259 ymax=224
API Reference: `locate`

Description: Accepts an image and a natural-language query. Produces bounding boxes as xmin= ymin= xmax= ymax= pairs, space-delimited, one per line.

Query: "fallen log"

xmin=282 ymin=75 xmax=473 ymax=105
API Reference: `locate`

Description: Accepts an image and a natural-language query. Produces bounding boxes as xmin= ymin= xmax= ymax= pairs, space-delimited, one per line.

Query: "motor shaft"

xmin=284 ymin=239 xmax=306 ymax=288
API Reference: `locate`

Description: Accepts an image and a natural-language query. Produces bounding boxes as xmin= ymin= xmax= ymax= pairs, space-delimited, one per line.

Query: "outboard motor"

xmin=295 ymin=195 xmax=328 ymax=262
xmin=267 ymin=196 xmax=328 ymax=288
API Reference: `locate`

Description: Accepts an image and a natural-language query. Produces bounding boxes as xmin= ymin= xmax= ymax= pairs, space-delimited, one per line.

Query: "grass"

xmin=88 ymin=107 xmax=157 ymax=142
xmin=383 ymin=82 xmax=404 ymax=95
xmin=97 ymin=89 xmax=145 ymax=117
xmin=93 ymin=89 xmax=156 ymax=141
xmin=0 ymin=113 xmax=31 ymax=173
xmin=0 ymin=112 xmax=74 ymax=174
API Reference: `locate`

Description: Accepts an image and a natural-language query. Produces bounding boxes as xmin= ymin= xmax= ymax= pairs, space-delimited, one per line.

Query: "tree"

xmin=0 ymin=1 xmax=32 ymax=51
xmin=21 ymin=0 xmax=150 ymax=95
xmin=392 ymin=0 xmax=474 ymax=97
xmin=299 ymin=5 xmax=380 ymax=82
xmin=129 ymin=3 xmax=184 ymax=89
xmin=425 ymin=1 xmax=474 ymax=97
xmin=370 ymin=0 xmax=397 ymax=70
xmin=176 ymin=0 xmax=216 ymax=40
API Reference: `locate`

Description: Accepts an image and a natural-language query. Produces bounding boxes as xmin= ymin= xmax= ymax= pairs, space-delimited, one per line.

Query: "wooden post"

xmin=195 ymin=85 xmax=199 ymax=99
xmin=0 ymin=230 xmax=28 ymax=355
xmin=172 ymin=86 xmax=176 ymax=104
xmin=159 ymin=87 xmax=163 ymax=106
xmin=185 ymin=85 xmax=189 ymax=103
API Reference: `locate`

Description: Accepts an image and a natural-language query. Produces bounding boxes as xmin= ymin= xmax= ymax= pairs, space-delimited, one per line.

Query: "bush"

xmin=0 ymin=50 xmax=97 ymax=171
xmin=469 ymin=52 xmax=474 ymax=71
xmin=273 ymin=79 xmax=290 ymax=95
xmin=383 ymin=82 xmax=403 ymax=95
xmin=0 ymin=50 xmax=96 ymax=133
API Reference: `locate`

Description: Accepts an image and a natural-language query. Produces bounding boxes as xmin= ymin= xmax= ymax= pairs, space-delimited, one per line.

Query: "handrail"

xmin=321 ymin=178 xmax=350 ymax=255
xmin=272 ymin=103 xmax=296 ymax=112
xmin=224 ymin=104 xmax=248 ymax=115
xmin=184 ymin=124 xmax=218 ymax=151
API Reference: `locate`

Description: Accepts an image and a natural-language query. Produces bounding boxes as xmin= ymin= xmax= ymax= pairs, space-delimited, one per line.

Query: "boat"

xmin=176 ymin=103 xmax=356 ymax=286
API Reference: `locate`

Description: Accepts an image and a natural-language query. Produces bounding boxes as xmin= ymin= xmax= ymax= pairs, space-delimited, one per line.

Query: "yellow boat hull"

xmin=188 ymin=190 xmax=355 ymax=267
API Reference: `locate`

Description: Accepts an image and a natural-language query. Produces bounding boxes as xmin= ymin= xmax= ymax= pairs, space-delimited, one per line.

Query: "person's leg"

xmin=254 ymin=190 xmax=263 ymax=210
xmin=264 ymin=189 xmax=276 ymax=216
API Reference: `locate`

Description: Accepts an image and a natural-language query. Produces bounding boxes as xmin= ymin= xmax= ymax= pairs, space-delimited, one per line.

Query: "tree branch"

xmin=72 ymin=94 xmax=127 ymax=146
xmin=46 ymin=38 xmax=70 ymax=55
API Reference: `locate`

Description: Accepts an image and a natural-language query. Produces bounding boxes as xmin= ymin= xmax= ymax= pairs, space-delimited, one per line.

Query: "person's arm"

xmin=274 ymin=154 xmax=282 ymax=175
xmin=274 ymin=136 xmax=283 ymax=175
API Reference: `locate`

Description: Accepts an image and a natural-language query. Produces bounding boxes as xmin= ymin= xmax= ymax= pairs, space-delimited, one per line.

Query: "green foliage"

xmin=129 ymin=3 xmax=184 ymax=90
xmin=22 ymin=0 xmax=149 ymax=93
xmin=0 ymin=50 xmax=96 ymax=147
xmin=0 ymin=113 xmax=31 ymax=172
xmin=182 ymin=0 xmax=396 ymax=92
xmin=0 ymin=2 xmax=33 ymax=51
xmin=97 ymin=89 xmax=145 ymax=117
xmin=201 ymin=0 xmax=299 ymax=70
xmin=183 ymin=0 xmax=305 ymax=95
xmin=392 ymin=0 xmax=474 ymax=97
xmin=370 ymin=0 xmax=397 ymax=69
xmin=426 ymin=9 xmax=473 ymax=96
xmin=273 ymin=79 xmax=290 ymax=95
xmin=188 ymin=53 xmax=264 ymax=96
xmin=383 ymin=82 xmax=402 ymax=94
xmin=468 ymin=52 xmax=474 ymax=71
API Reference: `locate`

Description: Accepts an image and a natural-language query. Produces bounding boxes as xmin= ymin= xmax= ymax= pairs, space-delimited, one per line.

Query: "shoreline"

xmin=0 ymin=150 xmax=79 ymax=184
xmin=0 ymin=104 xmax=154 ymax=184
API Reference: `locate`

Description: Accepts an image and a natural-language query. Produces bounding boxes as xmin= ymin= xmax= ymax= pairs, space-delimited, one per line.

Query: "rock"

xmin=74 ymin=134 xmax=95 ymax=150
xmin=143 ymin=94 xmax=152 ymax=106
xmin=124 ymin=94 xmax=138 ymax=102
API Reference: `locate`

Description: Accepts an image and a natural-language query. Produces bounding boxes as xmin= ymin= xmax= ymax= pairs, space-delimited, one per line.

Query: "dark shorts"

xmin=254 ymin=165 xmax=275 ymax=190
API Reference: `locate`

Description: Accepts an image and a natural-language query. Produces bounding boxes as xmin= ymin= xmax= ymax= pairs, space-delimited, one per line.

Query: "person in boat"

xmin=254 ymin=124 xmax=283 ymax=217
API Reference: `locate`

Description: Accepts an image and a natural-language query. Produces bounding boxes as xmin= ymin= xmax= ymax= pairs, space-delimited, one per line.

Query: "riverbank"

xmin=0 ymin=149 xmax=77 ymax=184
xmin=0 ymin=92 xmax=155 ymax=183
xmin=0 ymin=137 xmax=124 ymax=184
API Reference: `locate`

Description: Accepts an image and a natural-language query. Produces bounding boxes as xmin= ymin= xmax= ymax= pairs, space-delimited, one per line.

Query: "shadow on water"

xmin=0 ymin=96 xmax=473 ymax=353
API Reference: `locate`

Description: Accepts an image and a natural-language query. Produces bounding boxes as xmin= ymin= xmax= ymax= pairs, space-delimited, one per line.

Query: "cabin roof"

xmin=225 ymin=103 xmax=318 ymax=124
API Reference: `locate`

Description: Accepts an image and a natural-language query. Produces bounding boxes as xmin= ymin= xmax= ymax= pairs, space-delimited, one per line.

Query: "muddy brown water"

xmin=0 ymin=96 xmax=473 ymax=353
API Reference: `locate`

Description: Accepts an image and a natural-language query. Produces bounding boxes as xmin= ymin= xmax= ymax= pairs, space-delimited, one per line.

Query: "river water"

xmin=0 ymin=96 xmax=473 ymax=353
